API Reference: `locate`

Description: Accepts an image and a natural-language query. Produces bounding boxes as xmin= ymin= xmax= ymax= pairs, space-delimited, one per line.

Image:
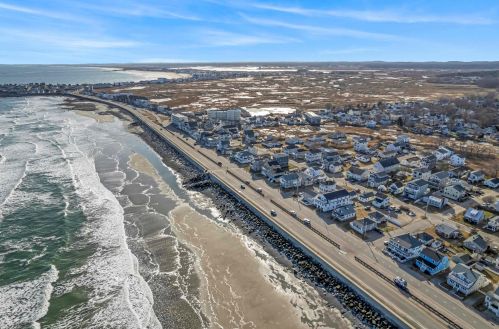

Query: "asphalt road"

xmin=73 ymin=94 xmax=496 ymax=329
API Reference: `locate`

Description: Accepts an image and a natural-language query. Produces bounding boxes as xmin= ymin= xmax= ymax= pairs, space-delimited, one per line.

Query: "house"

xmin=373 ymin=157 xmax=400 ymax=173
xmin=443 ymin=184 xmax=467 ymax=201
xmin=261 ymin=161 xmax=285 ymax=182
xmin=386 ymin=143 xmax=401 ymax=153
xmin=332 ymin=204 xmax=357 ymax=221
xmin=305 ymin=149 xmax=322 ymax=163
xmin=389 ymin=181 xmax=404 ymax=195
xmin=420 ymin=154 xmax=437 ymax=169
xmin=272 ymin=153 xmax=289 ymax=168
xmin=243 ymin=129 xmax=257 ymax=144
xmin=347 ymin=166 xmax=369 ymax=182
xmin=280 ymin=173 xmax=302 ymax=189
xmin=379 ymin=150 xmax=398 ymax=159
xmin=304 ymin=111 xmax=321 ymax=126
xmin=397 ymin=134 xmax=410 ymax=145
xmin=413 ymin=167 xmax=432 ymax=180
xmin=372 ymin=192 xmax=390 ymax=209
xmin=485 ymin=216 xmax=499 ymax=232
xmin=355 ymin=154 xmax=371 ymax=163
xmin=301 ymin=167 xmax=325 ymax=186
xmin=313 ymin=189 xmax=352 ymax=212
xmin=434 ymin=146 xmax=453 ymax=160
xmin=354 ymin=138 xmax=369 ymax=152
xmin=234 ymin=151 xmax=254 ymax=164
xmin=283 ymin=144 xmax=299 ymax=156
xmin=484 ymin=177 xmax=499 ymax=189
xmin=350 ymin=218 xmax=377 ymax=235
xmin=217 ymin=139 xmax=230 ymax=154
xmin=368 ymin=172 xmax=390 ymax=188
xmin=485 ymin=287 xmax=499 ymax=317
xmin=435 ymin=223 xmax=460 ymax=239
xmin=415 ymin=232 xmax=434 ymax=246
xmin=368 ymin=211 xmax=387 ymax=224
xmin=429 ymin=171 xmax=450 ymax=188
xmin=427 ymin=194 xmax=447 ymax=208
xmin=415 ymin=247 xmax=450 ymax=275
xmin=323 ymin=160 xmax=343 ymax=174
xmin=319 ymin=179 xmax=336 ymax=193
xmin=449 ymin=154 xmax=466 ymax=167
xmin=384 ymin=233 xmax=424 ymax=263
xmin=464 ymin=208 xmax=485 ymax=225
xmin=464 ymin=234 xmax=488 ymax=253
xmin=446 ymin=263 xmax=489 ymax=296
xmin=403 ymin=179 xmax=429 ymax=200
xmin=358 ymin=191 xmax=375 ymax=203
xmin=468 ymin=170 xmax=485 ymax=184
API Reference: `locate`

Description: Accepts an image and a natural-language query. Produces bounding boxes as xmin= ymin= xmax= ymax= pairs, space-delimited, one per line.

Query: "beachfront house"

xmin=446 ymin=263 xmax=489 ymax=296
xmin=313 ymin=189 xmax=352 ymax=212
xmin=403 ymin=179 xmax=429 ymax=200
xmin=389 ymin=182 xmax=404 ymax=195
xmin=350 ymin=218 xmax=377 ymax=235
xmin=384 ymin=233 xmax=424 ymax=263
xmin=415 ymin=247 xmax=450 ymax=276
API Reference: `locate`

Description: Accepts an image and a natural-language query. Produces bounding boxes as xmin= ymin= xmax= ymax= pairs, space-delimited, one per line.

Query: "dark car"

xmin=217 ymin=161 xmax=223 ymax=167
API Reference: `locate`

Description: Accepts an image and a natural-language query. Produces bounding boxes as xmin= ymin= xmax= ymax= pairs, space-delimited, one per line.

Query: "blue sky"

xmin=0 ymin=0 xmax=498 ymax=64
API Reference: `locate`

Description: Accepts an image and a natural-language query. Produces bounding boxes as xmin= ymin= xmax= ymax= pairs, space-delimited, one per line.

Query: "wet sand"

xmin=128 ymin=152 xmax=352 ymax=329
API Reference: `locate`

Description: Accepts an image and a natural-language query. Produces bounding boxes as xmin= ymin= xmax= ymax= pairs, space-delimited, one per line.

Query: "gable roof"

xmin=323 ymin=189 xmax=350 ymax=201
xmin=378 ymin=157 xmax=400 ymax=168
xmin=391 ymin=233 xmax=423 ymax=249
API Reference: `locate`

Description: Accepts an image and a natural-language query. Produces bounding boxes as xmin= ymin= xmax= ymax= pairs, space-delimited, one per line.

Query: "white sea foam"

xmin=0 ymin=265 xmax=59 ymax=328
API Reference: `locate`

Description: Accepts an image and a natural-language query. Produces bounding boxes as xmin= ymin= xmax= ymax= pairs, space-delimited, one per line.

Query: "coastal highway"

xmin=71 ymin=94 xmax=495 ymax=329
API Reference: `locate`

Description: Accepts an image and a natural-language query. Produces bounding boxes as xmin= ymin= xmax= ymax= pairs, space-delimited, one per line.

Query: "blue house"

xmin=415 ymin=247 xmax=449 ymax=276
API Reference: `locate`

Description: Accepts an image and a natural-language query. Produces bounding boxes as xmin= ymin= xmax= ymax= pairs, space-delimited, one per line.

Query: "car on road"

xmin=217 ymin=161 xmax=223 ymax=167
xmin=244 ymin=180 xmax=250 ymax=185
xmin=394 ymin=276 xmax=408 ymax=290
xmin=303 ymin=218 xmax=311 ymax=226
xmin=240 ymin=184 xmax=245 ymax=189
xmin=290 ymin=210 xmax=297 ymax=217
xmin=270 ymin=209 xmax=277 ymax=216
xmin=256 ymin=187 xmax=263 ymax=195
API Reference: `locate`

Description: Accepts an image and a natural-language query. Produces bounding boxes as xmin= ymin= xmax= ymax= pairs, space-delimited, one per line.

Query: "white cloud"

xmin=252 ymin=3 xmax=494 ymax=25
xmin=241 ymin=15 xmax=401 ymax=41
xmin=0 ymin=1 xmax=93 ymax=23
xmin=200 ymin=29 xmax=298 ymax=46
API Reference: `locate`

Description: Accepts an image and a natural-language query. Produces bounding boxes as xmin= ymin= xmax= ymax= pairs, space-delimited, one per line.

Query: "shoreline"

xmin=65 ymin=96 xmax=395 ymax=328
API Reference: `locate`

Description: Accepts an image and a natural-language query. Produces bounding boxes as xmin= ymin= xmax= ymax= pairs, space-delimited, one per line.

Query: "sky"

xmin=0 ymin=0 xmax=498 ymax=64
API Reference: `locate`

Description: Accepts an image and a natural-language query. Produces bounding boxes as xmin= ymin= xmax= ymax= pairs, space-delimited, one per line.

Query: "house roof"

xmin=353 ymin=218 xmax=376 ymax=226
xmin=281 ymin=173 xmax=299 ymax=181
xmin=464 ymin=234 xmax=488 ymax=250
xmin=408 ymin=179 xmax=429 ymax=187
xmin=378 ymin=157 xmax=400 ymax=168
xmin=436 ymin=223 xmax=459 ymax=235
xmin=349 ymin=166 xmax=367 ymax=175
xmin=360 ymin=191 xmax=375 ymax=198
xmin=323 ymin=189 xmax=350 ymax=201
xmin=450 ymin=263 xmax=482 ymax=284
xmin=333 ymin=204 xmax=356 ymax=215
xmin=432 ymin=171 xmax=449 ymax=180
xmin=464 ymin=208 xmax=484 ymax=219
xmin=416 ymin=232 xmax=434 ymax=243
xmin=421 ymin=247 xmax=445 ymax=262
xmin=391 ymin=233 xmax=423 ymax=249
xmin=369 ymin=211 xmax=386 ymax=221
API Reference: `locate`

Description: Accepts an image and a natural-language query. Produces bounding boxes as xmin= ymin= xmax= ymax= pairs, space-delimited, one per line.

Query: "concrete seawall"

xmin=67 ymin=93 xmax=410 ymax=328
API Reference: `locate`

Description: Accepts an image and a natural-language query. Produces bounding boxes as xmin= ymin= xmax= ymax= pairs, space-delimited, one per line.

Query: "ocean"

xmin=0 ymin=65 xmax=186 ymax=85
xmin=0 ymin=96 xmax=352 ymax=329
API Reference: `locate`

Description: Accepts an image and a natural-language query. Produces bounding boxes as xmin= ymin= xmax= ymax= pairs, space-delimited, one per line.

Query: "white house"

xmin=313 ymin=189 xmax=352 ymax=212
xmin=301 ymin=167 xmax=325 ymax=186
xmin=485 ymin=216 xmax=499 ymax=232
xmin=372 ymin=192 xmax=390 ymax=209
xmin=347 ymin=166 xmax=369 ymax=182
xmin=447 ymin=263 xmax=489 ymax=296
xmin=389 ymin=182 xmax=404 ymax=195
xmin=468 ymin=170 xmax=485 ymax=184
xmin=305 ymin=149 xmax=322 ymax=163
xmin=412 ymin=167 xmax=431 ymax=180
xmin=368 ymin=172 xmax=390 ymax=188
xmin=350 ymin=218 xmax=377 ymax=235
xmin=319 ymin=179 xmax=336 ymax=193
xmin=484 ymin=178 xmax=499 ymax=189
xmin=435 ymin=223 xmax=460 ymax=239
xmin=449 ymin=154 xmax=466 ymax=167
xmin=384 ymin=233 xmax=424 ymax=263
xmin=354 ymin=138 xmax=369 ymax=152
xmin=434 ymin=146 xmax=453 ymax=160
xmin=443 ymin=184 xmax=467 ymax=201
xmin=429 ymin=171 xmax=450 ymax=188
xmin=403 ymin=179 xmax=429 ymax=200
xmin=358 ymin=191 xmax=375 ymax=203
xmin=280 ymin=173 xmax=302 ymax=189
xmin=234 ymin=151 xmax=254 ymax=164
xmin=373 ymin=157 xmax=400 ymax=173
